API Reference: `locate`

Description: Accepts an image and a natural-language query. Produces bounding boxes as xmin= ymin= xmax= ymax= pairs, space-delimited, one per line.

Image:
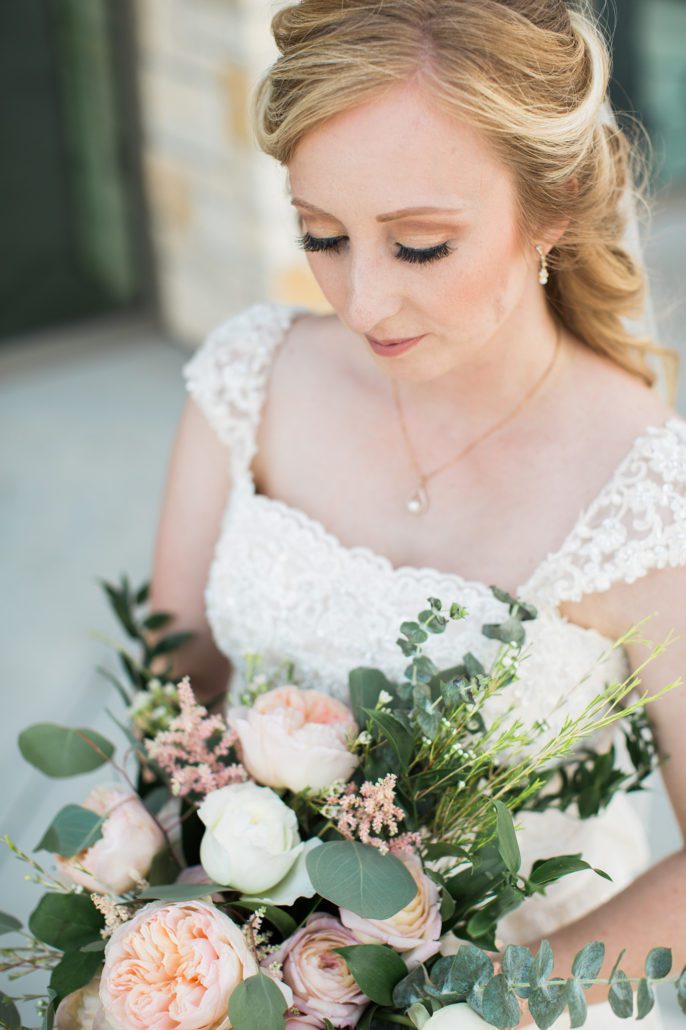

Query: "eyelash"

xmin=295 ymin=232 xmax=454 ymax=266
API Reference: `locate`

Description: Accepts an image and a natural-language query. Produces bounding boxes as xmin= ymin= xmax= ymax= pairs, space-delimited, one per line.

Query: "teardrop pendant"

xmin=406 ymin=482 xmax=429 ymax=515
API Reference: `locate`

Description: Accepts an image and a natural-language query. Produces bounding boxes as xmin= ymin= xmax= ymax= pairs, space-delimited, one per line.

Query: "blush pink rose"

xmin=56 ymin=976 xmax=111 ymax=1029
xmin=340 ymin=851 xmax=442 ymax=968
xmin=229 ymin=686 xmax=359 ymax=793
xmin=267 ymin=913 xmax=368 ymax=1028
xmin=99 ymin=900 xmax=283 ymax=1030
xmin=285 ymin=1019 xmax=322 ymax=1029
xmin=55 ymin=785 xmax=165 ymax=895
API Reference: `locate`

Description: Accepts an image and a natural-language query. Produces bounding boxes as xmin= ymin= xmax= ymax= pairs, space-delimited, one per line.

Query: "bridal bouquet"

xmin=2 ymin=577 xmax=686 ymax=1030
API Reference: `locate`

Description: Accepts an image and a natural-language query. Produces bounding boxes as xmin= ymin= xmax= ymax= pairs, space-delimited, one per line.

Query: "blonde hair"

xmin=252 ymin=0 xmax=678 ymax=399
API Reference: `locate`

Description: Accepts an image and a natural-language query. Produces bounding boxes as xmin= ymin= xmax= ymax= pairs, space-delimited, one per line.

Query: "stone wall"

xmin=133 ymin=0 xmax=330 ymax=345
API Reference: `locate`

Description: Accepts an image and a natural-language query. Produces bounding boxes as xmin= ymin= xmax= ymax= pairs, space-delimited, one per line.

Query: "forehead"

xmin=286 ymin=79 xmax=512 ymax=216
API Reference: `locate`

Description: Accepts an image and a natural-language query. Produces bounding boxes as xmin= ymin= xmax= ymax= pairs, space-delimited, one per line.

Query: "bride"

xmin=149 ymin=1 xmax=686 ymax=1026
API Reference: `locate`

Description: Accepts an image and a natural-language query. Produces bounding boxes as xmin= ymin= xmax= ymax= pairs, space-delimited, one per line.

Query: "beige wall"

xmin=134 ymin=0 xmax=329 ymax=345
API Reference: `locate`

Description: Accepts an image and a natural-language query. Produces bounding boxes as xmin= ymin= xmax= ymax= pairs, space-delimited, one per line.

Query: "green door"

xmin=0 ymin=0 xmax=150 ymax=339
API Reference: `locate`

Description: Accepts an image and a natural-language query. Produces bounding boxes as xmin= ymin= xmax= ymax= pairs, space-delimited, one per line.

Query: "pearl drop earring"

xmin=535 ymin=244 xmax=549 ymax=286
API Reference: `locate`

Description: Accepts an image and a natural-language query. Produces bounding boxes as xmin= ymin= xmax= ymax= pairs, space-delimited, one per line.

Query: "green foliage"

xmin=348 ymin=668 xmax=389 ymax=725
xmin=645 ymin=946 xmax=672 ymax=979
xmin=227 ymin=973 xmax=287 ymax=1030
xmin=29 ymin=893 xmax=104 ymax=952
xmin=608 ymin=969 xmax=634 ymax=1018
xmin=493 ymin=800 xmax=521 ymax=875
xmin=0 ymin=912 xmax=22 ymax=936
xmin=334 ymin=944 xmax=407 ymax=1005
xmin=18 ymin=724 xmax=114 ymax=777
xmin=528 ymin=854 xmax=608 ymax=891
xmin=146 ymin=846 xmax=182 ymax=886
xmin=637 ymin=978 xmax=655 ymax=1019
xmin=35 ymin=805 xmax=104 ymax=857
xmin=482 ymin=974 xmax=520 ymax=1029
xmin=305 ymin=841 xmax=416 ymax=919
xmin=501 ymin=945 xmax=533 ymax=1000
xmin=566 ymin=980 xmax=587 ymax=1028
xmin=49 ymin=947 xmax=103 ymax=1005
xmin=96 ymin=574 xmax=196 ymax=697
xmin=138 ymin=882 xmax=228 ymax=902
xmin=571 ymin=941 xmax=605 ymax=983
xmin=0 ymin=995 xmax=21 ymax=1029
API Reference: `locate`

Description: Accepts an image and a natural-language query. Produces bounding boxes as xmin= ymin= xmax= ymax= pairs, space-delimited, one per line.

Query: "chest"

xmin=251 ymin=349 xmax=622 ymax=630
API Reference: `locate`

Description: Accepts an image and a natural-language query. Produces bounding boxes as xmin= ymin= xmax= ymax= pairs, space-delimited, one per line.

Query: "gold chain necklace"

xmin=391 ymin=324 xmax=562 ymax=515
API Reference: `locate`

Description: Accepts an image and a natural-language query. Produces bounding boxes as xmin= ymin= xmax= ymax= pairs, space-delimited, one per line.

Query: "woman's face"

xmin=286 ymin=78 xmax=547 ymax=383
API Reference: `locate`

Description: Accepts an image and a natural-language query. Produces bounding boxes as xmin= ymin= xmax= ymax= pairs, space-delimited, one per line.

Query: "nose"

xmin=340 ymin=246 xmax=402 ymax=337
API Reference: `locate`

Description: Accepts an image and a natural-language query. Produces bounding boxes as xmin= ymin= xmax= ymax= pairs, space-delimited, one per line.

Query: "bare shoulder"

xmin=562 ymin=333 xmax=677 ymax=447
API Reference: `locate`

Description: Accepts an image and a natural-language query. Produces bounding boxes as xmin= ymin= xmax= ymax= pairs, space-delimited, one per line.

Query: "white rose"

xmin=198 ymin=782 xmax=303 ymax=894
xmin=423 ymin=1004 xmax=492 ymax=1028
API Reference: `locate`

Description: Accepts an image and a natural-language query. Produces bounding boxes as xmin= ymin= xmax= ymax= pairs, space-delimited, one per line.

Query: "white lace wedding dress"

xmin=182 ymin=301 xmax=686 ymax=1029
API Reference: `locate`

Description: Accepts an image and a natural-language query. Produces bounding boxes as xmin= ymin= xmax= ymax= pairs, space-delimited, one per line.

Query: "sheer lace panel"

xmin=525 ymin=416 xmax=686 ymax=606
xmin=181 ymin=302 xmax=310 ymax=477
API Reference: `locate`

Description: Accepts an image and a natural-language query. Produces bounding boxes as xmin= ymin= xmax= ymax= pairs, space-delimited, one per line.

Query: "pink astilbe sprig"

xmin=326 ymin=773 xmax=416 ymax=855
xmin=146 ymin=676 xmax=246 ymax=799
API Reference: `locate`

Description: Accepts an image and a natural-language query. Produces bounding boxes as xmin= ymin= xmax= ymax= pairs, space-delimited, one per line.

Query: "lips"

xmin=367 ymin=335 xmax=421 ymax=346
xmin=365 ymin=334 xmax=427 ymax=357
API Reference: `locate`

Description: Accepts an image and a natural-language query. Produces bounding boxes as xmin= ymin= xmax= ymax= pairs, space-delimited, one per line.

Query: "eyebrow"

xmin=290 ymin=198 xmax=468 ymax=222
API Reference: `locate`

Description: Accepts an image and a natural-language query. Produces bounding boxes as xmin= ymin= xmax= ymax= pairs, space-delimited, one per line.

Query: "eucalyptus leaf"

xmin=49 ymin=947 xmax=103 ymax=1003
xmin=392 ymin=965 xmax=431 ymax=1008
xmin=29 ymin=893 xmax=104 ymax=951
xmin=482 ymin=618 xmax=525 ymax=646
xmin=482 ymin=973 xmax=520 ymax=1029
xmin=527 ymin=983 xmax=567 ymax=1029
xmin=571 ymin=941 xmax=605 ymax=984
xmin=431 ymin=945 xmax=493 ymax=998
xmin=18 ymin=724 xmax=114 ymax=777
xmin=645 ymin=947 xmax=672 ymax=980
xmin=501 ymin=944 xmax=533 ymax=1000
xmin=493 ymin=800 xmax=521 ymax=875
xmin=637 ymin=978 xmax=655 ymax=1019
xmin=305 ymin=841 xmax=416 ymax=919
xmin=0 ymin=912 xmax=22 ymax=936
xmin=35 ymin=805 xmax=104 ymax=858
xmin=530 ymin=940 xmax=554 ymax=987
xmin=566 ymin=979 xmax=587 ymax=1028
xmin=227 ymin=973 xmax=287 ymax=1030
xmin=334 ymin=944 xmax=407 ymax=1006
xmin=608 ymin=970 xmax=634 ymax=1019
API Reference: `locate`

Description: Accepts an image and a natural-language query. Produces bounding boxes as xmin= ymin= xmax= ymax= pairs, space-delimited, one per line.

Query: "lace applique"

xmin=525 ymin=417 xmax=686 ymax=606
xmin=181 ymin=302 xmax=309 ymax=477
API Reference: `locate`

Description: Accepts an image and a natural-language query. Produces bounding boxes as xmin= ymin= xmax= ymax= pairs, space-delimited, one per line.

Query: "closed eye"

xmin=295 ymin=232 xmax=454 ymax=266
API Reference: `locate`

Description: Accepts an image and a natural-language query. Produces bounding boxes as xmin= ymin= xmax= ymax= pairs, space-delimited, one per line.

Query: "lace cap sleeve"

xmin=181 ymin=301 xmax=307 ymax=474
xmin=527 ymin=416 xmax=686 ymax=606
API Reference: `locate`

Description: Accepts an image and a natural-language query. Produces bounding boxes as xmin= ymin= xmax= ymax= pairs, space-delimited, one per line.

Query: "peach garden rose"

xmin=229 ymin=686 xmax=359 ymax=793
xmin=99 ymin=899 xmax=286 ymax=1030
xmin=55 ymin=784 xmax=164 ymax=895
xmin=267 ymin=913 xmax=368 ymax=1028
xmin=339 ymin=850 xmax=442 ymax=968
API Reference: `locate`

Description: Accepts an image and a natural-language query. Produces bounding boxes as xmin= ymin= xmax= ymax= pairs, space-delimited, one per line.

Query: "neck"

xmin=370 ymin=295 xmax=567 ymax=429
